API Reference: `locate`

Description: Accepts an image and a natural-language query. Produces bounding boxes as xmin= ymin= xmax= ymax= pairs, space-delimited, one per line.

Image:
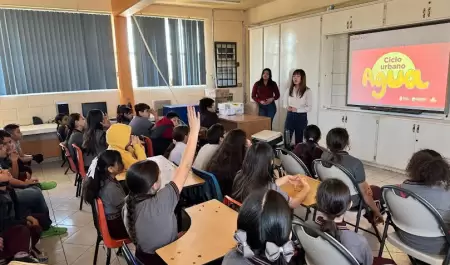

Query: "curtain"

xmin=132 ymin=16 xmax=169 ymax=87
xmin=0 ymin=9 xmax=117 ymax=95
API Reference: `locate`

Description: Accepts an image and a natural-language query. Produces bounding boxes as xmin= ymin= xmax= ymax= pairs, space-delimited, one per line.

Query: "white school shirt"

xmin=283 ymin=87 xmax=312 ymax=113
xmin=168 ymin=142 xmax=187 ymax=165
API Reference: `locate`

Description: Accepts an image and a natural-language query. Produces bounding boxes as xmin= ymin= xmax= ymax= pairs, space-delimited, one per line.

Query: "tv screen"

xmin=347 ymin=22 xmax=450 ymax=113
xmin=82 ymin=102 xmax=108 ymax=117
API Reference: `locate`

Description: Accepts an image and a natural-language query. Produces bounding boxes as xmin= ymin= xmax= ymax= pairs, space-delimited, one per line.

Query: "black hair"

xmin=3 ymin=124 xmax=19 ymax=134
xmin=163 ymin=125 xmax=190 ymax=159
xmin=325 ymin=127 xmax=349 ymax=163
xmin=316 ymin=179 xmax=352 ymax=242
xmin=199 ymin=97 xmax=215 ymax=113
xmin=83 ymin=109 xmax=106 ymax=156
xmin=117 ymin=105 xmax=133 ymax=124
xmin=0 ymin=130 xmax=11 ymax=142
xmin=237 ymin=189 xmax=292 ymax=265
xmin=232 ymin=142 xmax=275 ymax=202
xmin=166 ymin=112 xmax=179 ymax=119
xmin=134 ymin=103 xmax=150 ymax=117
xmin=258 ymin=68 xmax=275 ymax=86
xmin=296 ymin=125 xmax=322 ymax=166
xmin=55 ymin=114 xmax=66 ymax=124
xmin=406 ymin=149 xmax=450 ymax=189
xmin=206 ymin=124 xmax=225 ymax=145
xmin=289 ymin=69 xmax=308 ymax=98
xmin=83 ymin=150 xmax=124 ymax=205
xmin=125 ymin=160 xmax=161 ymax=244
xmin=66 ymin=113 xmax=82 ymax=142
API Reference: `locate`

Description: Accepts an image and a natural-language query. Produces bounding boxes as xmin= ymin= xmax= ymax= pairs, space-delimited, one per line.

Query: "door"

xmin=344 ymin=112 xmax=378 ymax=162
xmin=249 ymin=28 xmax=263 ymax=102
xmin=430 ymin=0 xmax=450 ymax=21
xmin=385 ymin=0 xmax=429 ymax=26
xmin=263 ymin=25 xmax=281 ymax=131
xmin=414 ymin=122 xmax=450 ymax=160
xmin=317 ymin=110 xmax=346 ymax=147
xmin=376 ymin=117 xmax=416 ymax=170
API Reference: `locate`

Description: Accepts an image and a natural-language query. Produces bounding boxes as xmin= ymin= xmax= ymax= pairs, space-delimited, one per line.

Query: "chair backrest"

xmin=313 ymin=159 xmax=360 ymax=197
xmin=141 ymin=136 xmax=154 ymax=157
xmin=95 ymin=198 xmax=130 ymax=247
xmin=72 ymin=144 xmax=86 ymax=178
xmin=223 ymin=195 xmax=242 ymax=210
xmin=382 ymin=185 xmax=450 ymax=240
xmin=292 ymin=220 xmax=359 ymax=265
xmin=122 ymin=242 xmax=141 ymax=265
xmin=276 ymin=148 xmax=312 ymax=177
xmin=60 ymin=142 xmax=78 ymax=173
xmin=191 ymin=167 xmax=223 ymax=202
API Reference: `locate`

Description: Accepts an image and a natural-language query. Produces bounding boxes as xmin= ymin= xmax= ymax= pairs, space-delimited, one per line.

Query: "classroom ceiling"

xmin=151 ymin=0 xmax=277 ymax=10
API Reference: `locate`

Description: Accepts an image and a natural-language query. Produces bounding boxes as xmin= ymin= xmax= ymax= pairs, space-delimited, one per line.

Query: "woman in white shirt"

xmin=283 ymin=69 xmax=312 ymax=145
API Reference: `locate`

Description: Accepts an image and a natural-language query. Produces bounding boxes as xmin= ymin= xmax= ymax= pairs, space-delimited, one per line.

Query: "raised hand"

xmin=187 ymin=106 xmax=201 ymax=134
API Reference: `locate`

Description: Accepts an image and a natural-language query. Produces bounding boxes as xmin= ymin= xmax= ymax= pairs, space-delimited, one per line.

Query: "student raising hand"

xmin=187 ymin=105 xmax=201 ymax=134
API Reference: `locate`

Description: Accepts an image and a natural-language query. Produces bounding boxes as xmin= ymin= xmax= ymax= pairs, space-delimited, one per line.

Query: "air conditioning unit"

xmin=152 ymin=100 xmax=172 ymax=117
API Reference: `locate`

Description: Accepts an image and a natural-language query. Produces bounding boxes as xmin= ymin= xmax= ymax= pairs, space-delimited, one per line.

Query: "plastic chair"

xmin=276 ymin=148 xmax=312 ymax=177
xmin=379 ymin=185 xmax=450 ymax=265
xmin=59 ymin=142 xmax=77 ymax=176
xmin=141 ymin=136 xmax=154 ymax=157
xmin=92 ymin=199 xmax=131 ymax=265
xmin=223 ymin=195 xmax=242 ymax=211
xmin=313 ymin=159 xmax=381 ymax=241
xmin=293 ymin=220 xmax=359 ymax=265
xmin=122 ymin=242 xmax=141 ymax=265
xmin=72 ymin=144 xmax=87 ymax=210
xmin=191 ymin=167 xmax=223 ymax=202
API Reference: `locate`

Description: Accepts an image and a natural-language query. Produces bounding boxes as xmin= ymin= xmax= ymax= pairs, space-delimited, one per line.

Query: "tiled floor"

xmin=33 ymin=161 xmax=412 ymax=265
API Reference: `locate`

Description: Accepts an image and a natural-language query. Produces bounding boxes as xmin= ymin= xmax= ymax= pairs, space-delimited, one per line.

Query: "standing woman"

xmin=283 ymin=69 xmax=312 ymax=145
xmin=251 ymin=68 xmax=280 ymax=127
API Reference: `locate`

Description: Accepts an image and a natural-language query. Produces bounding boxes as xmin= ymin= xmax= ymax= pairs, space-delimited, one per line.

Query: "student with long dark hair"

xmin=123 ymin=106 xmax=200 ymax=265
xmin=116 ymin=105 xmax=133 ymax=125
xmin=55 ymin=114 xmax=69 ymax=142
xmin=82 ymin=110 xmax=108 ymax=167
xmin=232 ymin=142 xmax=310 ymax=208
xmin=163 ymin=125 xmax=190 ymax=165
xmin=252 ymin=68 xmax=280 ymax=127
xmin=193 ymin=124 xmax=224 ymax=170
xmin=223 ymin=189 xmax=295 ymax=265
xmin=66 ymin=113 xmax=86 ymax=161
xmin=292 ymin=124 xmax=323 ymax=174
xmin=83 ymin=150 xmax=128 ymax=239
xmin=397 ymin=149 xmax=450 ymax=255
xmin=283 ymin=69 xmax=312 ymax=145
xmin=205 ymin=129 xmax=249 ymax=197
xmin=129 ymin=103 xmax=156 ymax=138
xmin=321 ymin=128 xmax=383 ymax=225
xmin=199 ymin=97 xmax=219 ymax=129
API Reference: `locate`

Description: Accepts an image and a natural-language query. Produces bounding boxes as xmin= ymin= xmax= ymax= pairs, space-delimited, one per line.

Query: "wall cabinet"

xmin=322 ymin=3 xmax=384 ymax=35
xmin=385 ymin=0 xmax=450 ymax=27
xmin=414 ymin=122 xmax=450 ymax=160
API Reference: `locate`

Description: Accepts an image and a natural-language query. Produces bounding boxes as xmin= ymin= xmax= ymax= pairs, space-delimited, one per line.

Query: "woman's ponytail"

xmin=320 ymin=218 xmax=341 ymax=242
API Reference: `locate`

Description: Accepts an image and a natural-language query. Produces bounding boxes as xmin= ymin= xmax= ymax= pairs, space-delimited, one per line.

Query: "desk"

xmin=15 ymin=124 xmax=61 ymax=159
xmin=9 ymin=262 xmax=45 ymax=265
xmin=280 ymin=177 xmax=321 ymax=207
xmin=219 ymin=114 xmax=271 ymax=137
xmin=146 ymin=156 xmax=205 ymax=187
xmin=157 ymin=199 xmax=237 ymax=265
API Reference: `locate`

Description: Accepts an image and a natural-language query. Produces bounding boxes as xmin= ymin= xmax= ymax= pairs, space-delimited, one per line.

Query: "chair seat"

xmin=104 ymin=238 xmax=132 ymax=249
xmin=387 ymin=232 xmax=444 ymax=265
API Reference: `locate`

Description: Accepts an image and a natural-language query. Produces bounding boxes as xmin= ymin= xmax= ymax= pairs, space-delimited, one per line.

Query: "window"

xmin=0 ymin=9 xmax=117 ymax=95
xmin=215 ymin=42 xmax=237 ymax=88
xmin=129 ymin=16 xmax=206 ymax=88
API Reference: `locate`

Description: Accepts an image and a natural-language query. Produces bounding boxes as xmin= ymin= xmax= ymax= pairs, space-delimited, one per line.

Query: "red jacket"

xmin=155 ymin=117 xmax=174 ymax=139
xmin=251 ymin=81 xmax=280 ymax=103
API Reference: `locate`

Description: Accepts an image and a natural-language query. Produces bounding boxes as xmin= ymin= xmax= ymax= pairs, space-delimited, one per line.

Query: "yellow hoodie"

xmin=106 ymin=123 xmax=147 ymax=180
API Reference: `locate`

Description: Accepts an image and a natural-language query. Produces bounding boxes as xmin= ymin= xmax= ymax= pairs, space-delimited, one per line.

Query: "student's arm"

xmin=9 ymin=153 xmax=20 ymax=179
xmin=130 ymin=136 xmax=146 ymax=161
xmin=276 ymin=175 xmax=311 ymax=209
xmin=251 ymin=83 xmax=260 ymax=103
xmin=359 ymin=181 xmax=383 ymax=220
xmin=172 ymin=107 xmax=200 ymax=193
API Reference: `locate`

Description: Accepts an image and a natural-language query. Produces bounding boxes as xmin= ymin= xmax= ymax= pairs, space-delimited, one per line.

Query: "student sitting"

xmin=4 ymin=124 xmax=44 ymax=165
xmin=193 ymin=124 xmax=224 ymax=170
xmin=292 ymin=124 xmax=323 ymax=174
xmin=65 ymin=114 xmax=86 ymax=162
xmin=199 ymin=97 xmax=219 ymax=129
xmin=222 ymin=189 xmax=296 ymax=265
xmin=129 ymin=103 xmax=157 ymax=138
xmin=232 ymin=142 xmax=310 ymax=208
xmin=397 ymin=149 xmax=450 ymax=255
xmin=55 ymin=114 xmax=69 ymax=142
xmin=83 ymin=150 xmax=128 ymax=239
xmin=106 ymin=124 xmax=146 ymax=180
xmin=151 ymin=112 xmax=181 ymax=156
xmin=0 ymin=170 xmax=46 ymax=263
xmin=164 ymin=126 xmax=190 ymax=165
xmin=82 ymin=110 xmax=108 ymax=168
xmin=116 ymin=105 xmax=133 ymax=125
xmin=321 ymin=128 xmax=384 ymax=225
xmin=205 ymin=129 xmax=249 ymax=197
xmin=123 ymin=106 xmax=200 ymax=265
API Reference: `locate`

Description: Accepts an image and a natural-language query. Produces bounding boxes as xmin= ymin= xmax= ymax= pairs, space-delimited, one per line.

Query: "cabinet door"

xmin=385 ymin=0 xmax=429 ymax=26
xmin=345 ymin=112 xmax=378 ymax=162
xmin=376 ymin=117 xmax=416 ymax=170
xmin=431 ymin=0 xmax=450 ymax=21
xmin=415 ymin=122 xmax=450 ymax=160
xmin=322 ymin=3 xmax=384 ymax=35
xmin=249 ymin=28 xmax=263 ymax=102
xmin=318 ymin=110 xmax=346 ymax=147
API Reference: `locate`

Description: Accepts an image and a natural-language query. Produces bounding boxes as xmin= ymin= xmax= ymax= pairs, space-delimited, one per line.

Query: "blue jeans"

xmin=258 ymin=102 xmax=277 ymax=129
xmin=285 ymin=112 xmax=308 ymax=145
xmin=15 ymin=186 xmax=51 ymax=224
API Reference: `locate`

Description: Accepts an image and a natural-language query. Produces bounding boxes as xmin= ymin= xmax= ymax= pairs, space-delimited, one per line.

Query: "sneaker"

xmin=13 ymin=255 xmax=40 ymax=263
xmin=39 ymin=181 xmax=57 ymax=190
xmin=41 ymin=225 xmax=68 ymax=238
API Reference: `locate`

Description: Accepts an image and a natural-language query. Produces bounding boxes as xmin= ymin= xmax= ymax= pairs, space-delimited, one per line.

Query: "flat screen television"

xmin=82 ymin=102 xmax=108 ymax=117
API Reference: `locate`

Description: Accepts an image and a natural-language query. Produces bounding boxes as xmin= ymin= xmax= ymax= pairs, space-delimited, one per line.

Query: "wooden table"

xmin=280 ymin=177 xmax=321 ymax=207
xmin=156 ymin=199 xmax=238 ymax=265
xmin=147 ymin=155 xmax=205 ymax=187
xmin=9 ymin=262 xmax=45 ymax=265
xmin=219 ymin=114 xmax=271 ymax=137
